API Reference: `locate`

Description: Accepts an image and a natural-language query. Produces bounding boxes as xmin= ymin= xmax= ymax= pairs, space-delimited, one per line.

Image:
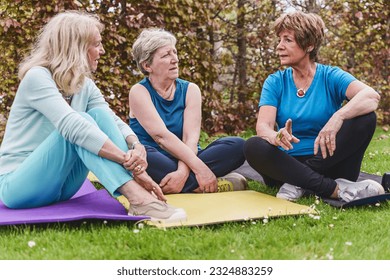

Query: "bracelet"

xmin=131 ymin=141 xmax=141 ymax=150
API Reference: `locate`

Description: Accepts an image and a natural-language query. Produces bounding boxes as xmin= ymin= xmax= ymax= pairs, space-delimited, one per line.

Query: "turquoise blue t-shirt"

xmin=259 ymin=64 xmax=356 ymax=156
xmin=130 ymin=77 xmax=194 ymax=158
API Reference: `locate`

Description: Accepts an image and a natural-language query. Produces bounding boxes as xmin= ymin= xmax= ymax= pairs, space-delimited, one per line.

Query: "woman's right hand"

xmin=133 ymin=171 xmax=166 ymax=202
xmin=274 ymin=119 xmax=300 ymax=150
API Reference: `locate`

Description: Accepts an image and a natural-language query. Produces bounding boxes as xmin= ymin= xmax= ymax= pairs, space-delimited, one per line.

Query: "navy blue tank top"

xmin=130 ymin=77 xmax=190 ymax=157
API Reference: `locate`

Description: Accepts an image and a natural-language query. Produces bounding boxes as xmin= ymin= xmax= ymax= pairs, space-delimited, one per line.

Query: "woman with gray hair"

xmin=129 ymin=28 xmax=247 ymax=194
xmin=244 ymin=11 xmax=384 ymax=202
xmin=0 ymin=11 xmax=186 ymax=223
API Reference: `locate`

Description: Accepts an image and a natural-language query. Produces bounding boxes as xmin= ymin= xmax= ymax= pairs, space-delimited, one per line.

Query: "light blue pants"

xmin=0 ymin=108 xmax=133 ymax=209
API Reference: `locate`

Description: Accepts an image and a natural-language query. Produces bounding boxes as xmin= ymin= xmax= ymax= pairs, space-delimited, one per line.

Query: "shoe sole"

xmin=276 ymin=194 xmax=299 ymax=202
xmin=149 ymin=208 xmax=187 ymax=224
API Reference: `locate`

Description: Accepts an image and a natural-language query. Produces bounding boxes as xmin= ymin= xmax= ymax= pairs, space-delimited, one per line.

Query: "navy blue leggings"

xmin=145 ymin=136 xmax=246 ymax=193
xmin=244 ymin=112 xmax=376 ymax=197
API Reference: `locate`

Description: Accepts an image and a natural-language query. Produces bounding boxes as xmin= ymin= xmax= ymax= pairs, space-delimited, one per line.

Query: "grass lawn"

xmin=0 ymin=127 xmax=389 ymax=260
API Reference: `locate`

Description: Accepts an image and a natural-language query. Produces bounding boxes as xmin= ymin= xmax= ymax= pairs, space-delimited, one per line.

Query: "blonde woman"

xmin=0 ymin=11 xmax=186 ymax=222
xmin=244 ymin=11 xmax=384 ymax=202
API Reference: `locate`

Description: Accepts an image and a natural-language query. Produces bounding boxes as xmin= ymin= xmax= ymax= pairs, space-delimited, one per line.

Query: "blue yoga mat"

xmin=0 ymin=180 xmax=149 ymax=226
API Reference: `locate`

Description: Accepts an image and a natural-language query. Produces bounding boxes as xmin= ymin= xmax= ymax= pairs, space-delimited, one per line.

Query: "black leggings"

xmin=244 ymin=112 xmax=376 ymax=198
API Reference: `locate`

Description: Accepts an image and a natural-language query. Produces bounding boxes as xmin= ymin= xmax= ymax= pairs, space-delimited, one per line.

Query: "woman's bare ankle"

xmin=330 ymin=185 xmax=339 ymax=199
xmin=118 ymin=180 xmax=156 ymax=205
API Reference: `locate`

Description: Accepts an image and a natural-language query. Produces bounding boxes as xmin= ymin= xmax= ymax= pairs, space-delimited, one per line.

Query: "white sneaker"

xmin=276 ymin=183 xmax=305 ymax=201
xmin=336 ymin=178 xmax=385 ymax=203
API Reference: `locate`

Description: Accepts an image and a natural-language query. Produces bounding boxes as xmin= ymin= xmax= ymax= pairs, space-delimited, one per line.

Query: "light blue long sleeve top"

xmin=0 ymin=66 xmax=135 ymax=175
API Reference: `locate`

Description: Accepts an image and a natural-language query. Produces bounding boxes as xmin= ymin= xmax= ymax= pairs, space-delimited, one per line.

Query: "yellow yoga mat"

xmin=88 ymin=172 xmax=316 ymax=228
xmin=118 ymin=190 xmax=316 ymax=228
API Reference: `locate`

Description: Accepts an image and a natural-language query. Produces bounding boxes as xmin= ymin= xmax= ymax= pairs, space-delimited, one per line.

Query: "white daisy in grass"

xmin=326 ymin=248 xmax=334 ymax=260
xmin=133 ymin=229 xmax=140 ymax=234
xmin=345 ymin=241 xmax=353 ymax=246
xmin=309 ymin=214 xmax=320 ymax=220
xmin=28 ymin=241 xmax=36 ymax=248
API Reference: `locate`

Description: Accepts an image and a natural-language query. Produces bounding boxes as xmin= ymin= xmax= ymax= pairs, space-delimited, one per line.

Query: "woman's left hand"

xmin=314 ymin=114 xmax=343 ymax=158
xmin=123 ymin=144 xmax=148 ymax=175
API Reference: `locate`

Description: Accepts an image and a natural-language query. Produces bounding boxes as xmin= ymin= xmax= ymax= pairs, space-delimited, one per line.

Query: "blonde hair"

xmin=132 ymin=28 xmax=177 ymax=75
xmin=274 ymin=11 xmax=325 ymax=61
xmin=18 ymin=11 xmax=104 ymax=95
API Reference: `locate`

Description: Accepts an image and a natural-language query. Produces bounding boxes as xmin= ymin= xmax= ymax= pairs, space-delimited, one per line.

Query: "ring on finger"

xmin=276 ymin=131 xmax=283 ymax=140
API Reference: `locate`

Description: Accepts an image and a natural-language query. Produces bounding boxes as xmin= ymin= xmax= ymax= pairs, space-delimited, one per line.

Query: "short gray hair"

xmin=132 ymin=28 xmax=177 ymax=75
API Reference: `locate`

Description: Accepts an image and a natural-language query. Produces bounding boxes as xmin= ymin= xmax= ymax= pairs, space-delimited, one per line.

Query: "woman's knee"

xmin=80 ymin=108 xmax=113 ymax=127
xmin=362 ymin=111 xmax=377 ymax=131
xmin=222 ymin=136 xmax=246 ymax=163
xmin=87 ymin=107 xmax=110 ymax=119
xmin=218 ymin=136 xmax=245 ymax=149
xmin=344 ymin=111 xmax=377 ymax=136
xmin=244 ymin=136 xmax=275 ymax=163
xmin=79 ymin=112 xmax=96 ymax=124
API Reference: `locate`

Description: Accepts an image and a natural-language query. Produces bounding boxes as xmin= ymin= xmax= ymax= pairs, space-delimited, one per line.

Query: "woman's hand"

xmin=274 ymin=119 xmax=300 ymax=150
xmin=314 ymin=114 xmax=343 ymax=158
xmin=123 ymin=144 xmax=147 ymax=175
xmin=133 ymin=171 xmax=166 ymax=202
xmin=193 ymin=166 xmax=218 ymax=193
xmin=159 ymin=170 xmax=189 ymax=194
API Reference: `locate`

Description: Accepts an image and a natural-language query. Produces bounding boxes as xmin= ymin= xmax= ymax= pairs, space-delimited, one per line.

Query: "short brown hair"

xmin=274 ymin=11 xmax=325 ymax=61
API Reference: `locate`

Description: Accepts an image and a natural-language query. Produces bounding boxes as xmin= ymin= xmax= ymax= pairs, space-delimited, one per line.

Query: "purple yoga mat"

xmin=0 ymin=180 xmax=149 ymax=226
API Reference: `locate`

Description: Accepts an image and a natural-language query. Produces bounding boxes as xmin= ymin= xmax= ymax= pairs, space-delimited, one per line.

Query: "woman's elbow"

xmin=152 ymin=132 xmax=171 ymax=149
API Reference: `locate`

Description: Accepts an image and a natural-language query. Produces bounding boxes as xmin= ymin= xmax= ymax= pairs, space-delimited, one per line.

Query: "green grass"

xmin=0 ymin=127 xmax=389 ymax=260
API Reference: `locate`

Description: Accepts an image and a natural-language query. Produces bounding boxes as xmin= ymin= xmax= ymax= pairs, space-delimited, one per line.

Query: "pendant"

xmin=296 ymin=88 xmax=305 ymax=98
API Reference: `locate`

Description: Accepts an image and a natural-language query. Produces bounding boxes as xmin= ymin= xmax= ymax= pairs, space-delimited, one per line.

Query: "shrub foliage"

xmin=0 ymin=0 xmax=388 ymax=142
